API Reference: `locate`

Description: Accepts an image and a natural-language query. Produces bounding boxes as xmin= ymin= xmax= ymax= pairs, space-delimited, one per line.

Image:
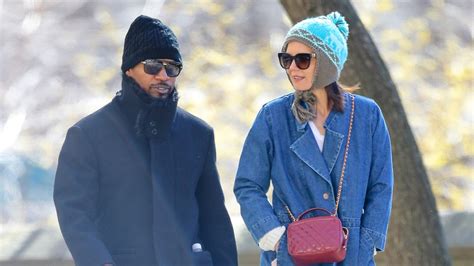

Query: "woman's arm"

xmin=234 ymin=107 xmax=283 ymax=243
xmin=361 ymin=102 xmax=394 ymax=252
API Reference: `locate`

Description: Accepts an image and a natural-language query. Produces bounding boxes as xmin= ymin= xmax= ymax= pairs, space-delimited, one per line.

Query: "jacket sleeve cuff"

xmin=258 ymin=226 xmax=286 ymax=251
xmin=362 ymin=227 xmax=387 ymax=252
xmin=249 ymin=215 xmax=282 ymax=242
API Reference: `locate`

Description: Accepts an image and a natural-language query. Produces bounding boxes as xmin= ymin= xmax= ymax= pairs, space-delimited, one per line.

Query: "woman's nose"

xmin=288 ymin=59 xmax=299 ymax=71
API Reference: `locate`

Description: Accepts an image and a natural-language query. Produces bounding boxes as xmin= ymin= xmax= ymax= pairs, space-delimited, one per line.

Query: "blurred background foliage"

xmin=0 ymin=0 xmax=472 ymax=228
xmin=354 ymin=0 xmax=473 ymax=210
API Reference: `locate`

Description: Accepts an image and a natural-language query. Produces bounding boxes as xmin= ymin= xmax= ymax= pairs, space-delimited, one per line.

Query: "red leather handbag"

xmin=285 ymin=95 xmax=355 ymax=265
xmin=287 ymin=208 xmax=349 ymax=265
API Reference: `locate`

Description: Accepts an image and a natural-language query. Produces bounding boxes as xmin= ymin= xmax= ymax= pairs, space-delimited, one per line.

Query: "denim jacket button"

xmin=323 ymin=192 xmax=329 ymax=200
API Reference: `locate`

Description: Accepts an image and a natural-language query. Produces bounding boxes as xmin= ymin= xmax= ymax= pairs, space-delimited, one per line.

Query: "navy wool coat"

xmin=54 ymin=77 xmax=237 ymax=266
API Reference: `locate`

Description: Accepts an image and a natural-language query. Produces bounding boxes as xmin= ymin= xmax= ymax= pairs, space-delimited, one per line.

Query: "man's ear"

xmin=125 ymin=69 xmax=131 ymax=77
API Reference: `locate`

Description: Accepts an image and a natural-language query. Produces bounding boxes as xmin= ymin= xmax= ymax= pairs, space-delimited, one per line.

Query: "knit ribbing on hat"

xmin=285 ymin=29 xmax=341 ymax=69
xmin=121 ymin=15 xmax=182 ymax=73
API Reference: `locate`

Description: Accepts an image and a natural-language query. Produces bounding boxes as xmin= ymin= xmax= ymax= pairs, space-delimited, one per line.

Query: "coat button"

xmin=149 ymin=121 xmax=156 ymax=126
xmin=151 ymin=128 xmax=158 ymax=135
xmin=323 ymin=192 xmax=329 ymax=200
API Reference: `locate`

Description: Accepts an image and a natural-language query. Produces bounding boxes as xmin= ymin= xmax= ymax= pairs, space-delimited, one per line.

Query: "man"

xmin=54 ymin=15 xmax=237 ymax=266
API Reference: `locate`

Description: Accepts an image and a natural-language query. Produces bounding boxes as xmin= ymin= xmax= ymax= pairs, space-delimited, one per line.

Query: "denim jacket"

xmin=234 ymin=93 xmax=393 ymax=265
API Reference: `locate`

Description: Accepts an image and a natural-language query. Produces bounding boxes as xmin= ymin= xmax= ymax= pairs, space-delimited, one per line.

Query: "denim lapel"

xmin=290 ymin=123 xmax=332 ymax=185
xmin=290 ymin=101 xmax=346 ymax=186
xmin=322 ymin=127 xmax=344 ymax=176
xmin=323 ymin=97 xmax=348 ymax=176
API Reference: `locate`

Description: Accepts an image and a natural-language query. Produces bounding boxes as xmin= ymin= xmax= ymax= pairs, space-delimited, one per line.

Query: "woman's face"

xmin=285 ymin=41 xmax=317 ymax=91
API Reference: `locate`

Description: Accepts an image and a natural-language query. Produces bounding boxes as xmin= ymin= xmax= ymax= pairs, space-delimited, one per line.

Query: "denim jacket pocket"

xmin=277 ymin=211 xmax=292 ymax=225
xmin=359 ymin=227 xmax=376 ymax=265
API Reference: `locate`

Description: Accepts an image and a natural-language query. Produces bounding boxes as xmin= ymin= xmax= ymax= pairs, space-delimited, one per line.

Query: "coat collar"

xmin=290 ymin=93 xmax=349 ymax=185
xmin=291 ymin=128 xmax=333 ymax=185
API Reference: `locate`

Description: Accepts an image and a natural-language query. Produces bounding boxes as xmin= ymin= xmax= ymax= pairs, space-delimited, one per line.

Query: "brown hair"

xmin=291 ymin=82 xmax=359 ymax=123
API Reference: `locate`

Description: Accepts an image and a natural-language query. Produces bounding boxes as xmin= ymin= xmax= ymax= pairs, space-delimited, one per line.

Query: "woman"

xmin=234 ymin=12 xmax=393 ymax=266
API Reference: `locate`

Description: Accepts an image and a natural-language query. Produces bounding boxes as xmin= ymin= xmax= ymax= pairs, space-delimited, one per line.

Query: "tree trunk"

xmin=279 ymin=0 xmax=451 ymax=265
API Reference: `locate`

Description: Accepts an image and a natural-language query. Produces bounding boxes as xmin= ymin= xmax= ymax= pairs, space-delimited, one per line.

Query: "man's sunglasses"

xmin=277 ymin=53 xmax=316 ymax=70
xmin=142 ymin=59 xmax=183 ymax=77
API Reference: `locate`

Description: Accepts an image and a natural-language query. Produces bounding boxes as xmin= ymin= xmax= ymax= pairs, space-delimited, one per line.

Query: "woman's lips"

xmin=292 ymin=75 xmax=305 ymax=82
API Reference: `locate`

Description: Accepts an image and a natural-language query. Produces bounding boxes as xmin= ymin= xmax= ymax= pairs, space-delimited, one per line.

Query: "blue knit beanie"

xmin=282 ymin=11 xmax=349 ymax=88
xmin=121 ymin=15 xmax=182 ymax=73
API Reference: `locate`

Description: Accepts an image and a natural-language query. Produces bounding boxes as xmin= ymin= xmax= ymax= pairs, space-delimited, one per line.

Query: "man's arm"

xmin=196 ymin=129 xmax=238 ymax=266
xmin=54 ymin=126 xmax=114 ymax=266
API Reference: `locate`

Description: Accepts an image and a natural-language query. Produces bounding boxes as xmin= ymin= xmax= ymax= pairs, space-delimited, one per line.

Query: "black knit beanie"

xmin=121 ymin=15 xmax=182 ymax=73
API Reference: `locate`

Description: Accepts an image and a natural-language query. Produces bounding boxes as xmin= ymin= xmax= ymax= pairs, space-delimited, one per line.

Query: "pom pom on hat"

xmin=326 ymin=11 xmax=349 ymax=40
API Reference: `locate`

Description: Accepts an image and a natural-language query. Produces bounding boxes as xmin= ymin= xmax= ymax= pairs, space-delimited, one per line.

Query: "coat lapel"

xmin=290 ymin=104 xmax=346 ymax=186
xmin=323 ymin=97 xmax=349 ymax=176
xmin=322 ymin=127 xmax=344 ymax=175
xmin=290 ymin=125 xmax=332 ymax=185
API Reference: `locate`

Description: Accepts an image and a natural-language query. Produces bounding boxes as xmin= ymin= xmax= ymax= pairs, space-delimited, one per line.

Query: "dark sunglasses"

xmin=278 ymin=53 xmax=316 ymax=70
xmin=142 ymin=59 xmax=183 ymax=77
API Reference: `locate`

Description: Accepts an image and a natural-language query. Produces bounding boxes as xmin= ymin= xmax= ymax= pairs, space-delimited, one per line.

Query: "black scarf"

xmin=115 ymin=74 xmax=178 ymax=139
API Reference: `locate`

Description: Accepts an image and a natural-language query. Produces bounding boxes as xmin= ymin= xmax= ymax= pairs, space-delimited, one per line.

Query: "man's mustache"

xmin=150 ymin=83 xmax=171 ymax=89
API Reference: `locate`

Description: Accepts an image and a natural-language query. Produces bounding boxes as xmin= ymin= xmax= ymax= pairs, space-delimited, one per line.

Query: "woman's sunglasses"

xmin=142 ymin=59 xmax=183 ymax=77
xmin=278 ymin=53 xmax=316 ymax=70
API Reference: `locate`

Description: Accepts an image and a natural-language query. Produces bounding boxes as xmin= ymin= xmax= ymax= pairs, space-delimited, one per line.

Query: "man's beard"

xmin=149 ymin=83 xmax=173 ymax=99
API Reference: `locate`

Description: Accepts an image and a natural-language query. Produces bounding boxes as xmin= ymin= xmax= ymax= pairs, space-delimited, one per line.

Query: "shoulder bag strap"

xmin=333 ymin=94 xmax=355 ymax=216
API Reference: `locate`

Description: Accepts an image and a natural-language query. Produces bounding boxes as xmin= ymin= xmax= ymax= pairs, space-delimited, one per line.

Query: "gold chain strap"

xmin=284 ymin=94 xmax=355 ymax=221
xmin=333 ymin=94 xmax=355 ymax=216
xmin=285 ymin=205 xmax=297 ymax=222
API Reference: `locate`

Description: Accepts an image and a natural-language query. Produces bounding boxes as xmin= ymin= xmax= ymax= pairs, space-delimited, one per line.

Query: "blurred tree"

xmin=363 ymin=1 xmax=474 ymax=211
xmin=279 ymin=0 xmax=451 ymax=265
